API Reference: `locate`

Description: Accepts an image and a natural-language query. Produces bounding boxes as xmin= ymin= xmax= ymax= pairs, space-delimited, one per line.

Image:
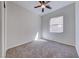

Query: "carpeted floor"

xmin=6 ymin=39 xmax=78 ymax=58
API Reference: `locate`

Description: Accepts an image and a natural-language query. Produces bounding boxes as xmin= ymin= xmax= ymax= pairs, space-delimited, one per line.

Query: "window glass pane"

xmin=49 ymin=16 xmax=63 ymax=33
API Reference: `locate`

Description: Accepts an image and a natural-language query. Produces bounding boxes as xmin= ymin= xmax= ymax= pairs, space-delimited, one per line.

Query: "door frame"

xmin=1 ymin=1 xmax=7 ymax=57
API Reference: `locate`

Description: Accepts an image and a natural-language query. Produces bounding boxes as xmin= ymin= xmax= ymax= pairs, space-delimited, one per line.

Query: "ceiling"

xmin=13 ymin=1 xmax=74 ymax=16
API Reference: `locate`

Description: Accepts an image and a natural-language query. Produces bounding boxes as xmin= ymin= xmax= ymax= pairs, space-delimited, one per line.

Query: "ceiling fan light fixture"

xmin=41 ymin=5 xmax=45 ymax=8
xmin=34 ymin=1 xmax=51 ymax=12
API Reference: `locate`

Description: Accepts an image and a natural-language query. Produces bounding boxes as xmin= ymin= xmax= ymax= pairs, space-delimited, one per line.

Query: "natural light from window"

xmin=34 ymin=32 xmax=39 ymax=41
xmin=50 ymin=16 xmax=63 ymax=33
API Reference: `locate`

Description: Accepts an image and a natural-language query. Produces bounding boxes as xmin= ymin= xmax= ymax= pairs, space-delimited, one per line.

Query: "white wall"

xmin=41 ymin=3 xmax=75 ymax=46
xmin=75 ymin=2 xmax=79 ymax=56
xmin=0 ymin=1 xmax=2 ymax=57
xmin=7 ymin=2 xmax=41 ymax=49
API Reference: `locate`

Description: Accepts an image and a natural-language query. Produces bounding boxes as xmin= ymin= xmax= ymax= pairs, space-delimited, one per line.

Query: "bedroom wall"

xmin=75 ymin=2 xmax=79 ymax=56
xmin=0 ymin=1 xmax=2 ymax=57
xmin=7 ymin=2 xmax=41 ymax=49
xmin=41 ymin=3 xmax=75 ymax=46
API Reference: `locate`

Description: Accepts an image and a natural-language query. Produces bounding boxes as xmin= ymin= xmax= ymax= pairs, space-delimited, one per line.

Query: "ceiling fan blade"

xmin=39 ymin=1 xmax=42 ymax=4
xmin=45 ymin=1 xmax=50 ymax=4
xmin=42 ymin=1 xmax=45 ymax=4
xmin=34 ymin=5 xmax=41 ymax=8
xmin=42 ymin=8 xmax=44 ymax=12
xmin=46 ymin=5 xmax=52 ymax=9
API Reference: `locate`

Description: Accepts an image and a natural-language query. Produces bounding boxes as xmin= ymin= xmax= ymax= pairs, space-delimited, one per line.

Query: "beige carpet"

xmin=6 ymin=39 xmax=78 ymax=58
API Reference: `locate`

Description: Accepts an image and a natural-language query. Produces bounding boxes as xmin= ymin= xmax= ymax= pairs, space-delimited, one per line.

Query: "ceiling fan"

xmin=34 ymin=1 xmax=52 ymax=12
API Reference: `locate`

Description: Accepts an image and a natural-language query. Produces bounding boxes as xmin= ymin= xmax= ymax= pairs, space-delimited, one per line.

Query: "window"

xmin=49 ymin=16 xmax=63 ymax=33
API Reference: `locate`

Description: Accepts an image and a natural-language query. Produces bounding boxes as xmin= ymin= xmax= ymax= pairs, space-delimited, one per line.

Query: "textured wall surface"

xmin=0 ymin=2 xmax=2 ymax=57
xmin=7 ymin=2 xmax=41 ymax=49
xmin=75 ymin=2 xmax=79 ymax=56
xmin=41 ymin=3 xmax=75 ymax=46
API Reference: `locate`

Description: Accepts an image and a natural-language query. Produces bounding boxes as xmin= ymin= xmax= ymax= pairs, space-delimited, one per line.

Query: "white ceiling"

xmin=13 ymin=1 xmax=74 ymax=16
